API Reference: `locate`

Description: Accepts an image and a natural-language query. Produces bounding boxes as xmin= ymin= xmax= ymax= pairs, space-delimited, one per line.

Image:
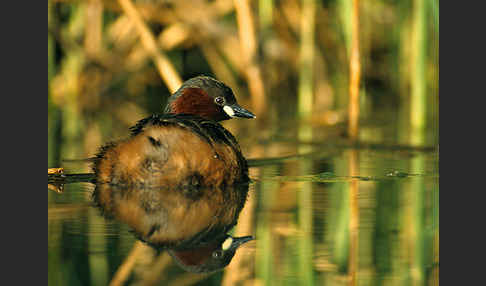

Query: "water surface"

xmin=48 ymin=112 xmax=438 ymax=286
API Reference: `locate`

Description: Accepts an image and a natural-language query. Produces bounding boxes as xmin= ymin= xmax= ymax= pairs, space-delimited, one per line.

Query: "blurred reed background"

xmin=48 ymin=0 xmax=439 ymax=285
xmin=48 ymin=0 xmax=439 ymax=168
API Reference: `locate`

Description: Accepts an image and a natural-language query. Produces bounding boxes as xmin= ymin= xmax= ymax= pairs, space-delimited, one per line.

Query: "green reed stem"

xmin=89 ymin=208 xmax=109 ymax=286
xmin=298 ymin=0 xmax=316 ymax=118
xmin=259 ymin=0 xmax=273 ymax=33
xmin=410 ymin=132 xmax=426 ymax=285
xmin=410 ymin=0 xmax=427 ymax=132
xmin=256 ymin=165 xmax=278 ymax=286
xmin=298 ymin=122 xmax=314 ymax=285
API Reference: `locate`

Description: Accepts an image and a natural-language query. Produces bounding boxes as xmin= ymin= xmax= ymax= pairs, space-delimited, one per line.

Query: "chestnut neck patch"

xmin=170 ymin=88 xmax=228 ymax=121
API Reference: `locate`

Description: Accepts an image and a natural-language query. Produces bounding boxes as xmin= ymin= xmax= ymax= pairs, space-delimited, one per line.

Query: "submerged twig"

xmin=48 ymin=172 xmax=95 ymax=184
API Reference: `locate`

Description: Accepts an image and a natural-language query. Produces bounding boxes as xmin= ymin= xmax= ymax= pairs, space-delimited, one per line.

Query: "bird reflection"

xmin=92 ymin=182 xmax=253 ymax=273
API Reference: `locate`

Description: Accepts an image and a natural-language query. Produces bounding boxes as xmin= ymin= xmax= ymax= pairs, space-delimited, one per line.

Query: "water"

xmin=48 ymin=112 xmax=438 ymax=285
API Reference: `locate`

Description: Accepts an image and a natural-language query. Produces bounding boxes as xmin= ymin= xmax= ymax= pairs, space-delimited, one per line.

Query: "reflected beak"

xmin=224 ymin=104 xmax=256 ymax=119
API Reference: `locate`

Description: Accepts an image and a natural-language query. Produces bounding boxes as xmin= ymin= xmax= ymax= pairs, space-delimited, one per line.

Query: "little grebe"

xmin=93 ymin=75 xmax=254 ymax=188
xmin=92 ymin=75 xmax=255 ymax=272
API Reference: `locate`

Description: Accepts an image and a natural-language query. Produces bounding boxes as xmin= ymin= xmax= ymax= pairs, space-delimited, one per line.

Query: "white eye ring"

xmin=223 ymin=106 xmax=235 ymax=117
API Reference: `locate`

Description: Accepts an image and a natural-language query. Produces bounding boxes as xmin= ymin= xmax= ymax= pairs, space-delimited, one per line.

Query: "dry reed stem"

xmin=136 ymin=252 xmax=173 ymax=286
xmin=84 ymin=0 xmax=104 ymax=57
xmin=348 ymin=0 xmax=361 ymax=140
xmin=200 ymin=43 xmax=243 ymax=97
xmin=48 ymin=167 xmax=64 ymax=174
xmin=117 ymin=0 xmax=182 ymax=93
xmin=54 ymin=0 xmax=179 ymax=24
xmin=216 ymin=35 xmax=244 ymax=73
xmin=107 ymin=15 xmax=138 ymax=51
xmin=348 ymin=150 xmax=360 ymax=286
xmin=347 ymin=3 xmax=363 ymax=275
xmin=273 ymin=4 xmax=300 ymax=67
xmin=120 ymin=0 xmax=235 ymax=69
xmin=48 ymin=183 xmax=64 ymax=194
xmin=108 ymin=241 xmax=146 ymax=286
xmin=233 ymin=0 xmax=266 ymax=116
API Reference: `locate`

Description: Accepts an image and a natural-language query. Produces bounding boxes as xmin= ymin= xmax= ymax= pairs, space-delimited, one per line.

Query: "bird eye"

xmin=212 ymin=250 xmax=223 ymax=259
xmin=214 ymin=97 xmax=225 ymax=106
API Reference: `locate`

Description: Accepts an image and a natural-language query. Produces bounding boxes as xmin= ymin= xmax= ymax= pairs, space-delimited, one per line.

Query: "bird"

xmin=91 ymin=75 xmax=255 ymax=272
xmin=92 ymin=183 xmax=254 ymax=273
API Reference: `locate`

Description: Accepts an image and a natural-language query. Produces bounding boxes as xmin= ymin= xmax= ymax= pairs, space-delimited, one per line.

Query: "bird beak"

xmin=229 ymin=235 xmax=255 ymax=251
xmin=224 ymin=104 xmax=256 ymax=119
